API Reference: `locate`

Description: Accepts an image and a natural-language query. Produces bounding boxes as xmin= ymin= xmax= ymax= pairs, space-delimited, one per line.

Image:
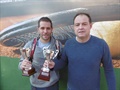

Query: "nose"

xmin=44 ymin=29 xmax=48 ymax=33
xmin=78 ymin=24 xmax=83 ymax=29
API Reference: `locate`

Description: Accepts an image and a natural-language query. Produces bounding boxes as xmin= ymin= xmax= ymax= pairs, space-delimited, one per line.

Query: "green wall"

xmin=0 ymin=56 xmax=120 ymax=90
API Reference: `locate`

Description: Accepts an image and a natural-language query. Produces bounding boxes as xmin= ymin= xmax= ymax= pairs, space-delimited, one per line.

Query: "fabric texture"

xmin=19 ymin=36 xmax=62 ymax=88
xmin=54 ymin=35 xmax=116 ymax=90
xmin=31 ymin=81 xmax=59 ymax=90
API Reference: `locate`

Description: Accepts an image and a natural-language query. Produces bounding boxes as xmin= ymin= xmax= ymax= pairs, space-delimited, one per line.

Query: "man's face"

xmin=38 ymin=21 xmax=53 ymax=42
xmin=74 ymin=15 xmax=92 ymax=39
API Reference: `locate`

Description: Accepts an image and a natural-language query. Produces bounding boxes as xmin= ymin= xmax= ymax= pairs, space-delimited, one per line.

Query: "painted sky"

xmin=0 ymin=0 xmax=119 ymax=18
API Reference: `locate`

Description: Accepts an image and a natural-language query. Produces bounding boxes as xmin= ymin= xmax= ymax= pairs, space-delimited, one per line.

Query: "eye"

xmin=46 ymin=27 xmax=51 ymax=30
xmin=75 ymin=23 xmax=80 ymax=26
xmin=40 ymin=27 xmax=44 ymax=30
xmin=82 ymin=23 xmax=88 ymax=26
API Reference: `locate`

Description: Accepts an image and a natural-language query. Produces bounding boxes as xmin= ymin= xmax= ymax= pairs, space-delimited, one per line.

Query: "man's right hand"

xmin=43 ymin=60 xmax=55 ymax=69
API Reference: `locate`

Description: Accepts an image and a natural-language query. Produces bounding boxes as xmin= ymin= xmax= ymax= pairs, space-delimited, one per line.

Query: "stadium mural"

xmin=0 ymin=0 xmax=120 ymax=90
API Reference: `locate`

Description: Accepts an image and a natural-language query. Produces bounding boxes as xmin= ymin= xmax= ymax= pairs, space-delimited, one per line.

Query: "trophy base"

xmin=22 ymin=67 xmax=36 ymax=76
xmin=38 ymin=70 xmax=50 ymax=81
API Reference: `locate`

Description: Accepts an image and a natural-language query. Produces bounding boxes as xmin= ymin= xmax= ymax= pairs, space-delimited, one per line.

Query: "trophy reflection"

xmin=38 ymin=48 xmax=54 ymax=81
xmin=20 ymin=48 xmax=36 ymax=76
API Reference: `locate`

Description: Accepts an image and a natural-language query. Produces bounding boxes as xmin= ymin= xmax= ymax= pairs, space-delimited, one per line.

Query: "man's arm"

xmin=102 ymin=41 xmax=116 ymax=90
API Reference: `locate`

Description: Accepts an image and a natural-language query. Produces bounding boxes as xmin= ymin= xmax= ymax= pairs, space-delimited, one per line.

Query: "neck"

xmin=39 ymin=38 xmax=51 ymax=44
xmin=76 ymin=35 xmax=91 ymax=43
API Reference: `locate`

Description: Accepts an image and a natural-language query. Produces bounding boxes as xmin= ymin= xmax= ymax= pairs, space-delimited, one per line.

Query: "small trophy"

xmin=38 ymin=48 xmax=55 ymax=81
xmin=20 ymin=48 xmax=36 ymax=76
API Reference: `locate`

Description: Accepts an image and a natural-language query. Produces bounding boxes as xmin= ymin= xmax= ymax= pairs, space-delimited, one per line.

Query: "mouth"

xmin=42 ymin=34 xmax=50 ymax=38
xmin=78 ymin=31 xmax=85 ymax=34
xmin=43 ymin=35 xmax=49 ymax=38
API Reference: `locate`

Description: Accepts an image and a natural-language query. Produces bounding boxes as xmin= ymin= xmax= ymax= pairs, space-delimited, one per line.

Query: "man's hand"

xmin=20 ymin=59 xmax=32 ymax=70
xmin=43 ymin=60 xmax=55 ymax=69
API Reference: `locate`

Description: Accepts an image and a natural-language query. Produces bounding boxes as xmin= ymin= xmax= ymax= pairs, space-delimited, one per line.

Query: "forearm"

xmin=102 ymin=41 xmax=116 ymax=90
xmin=104 ymin=68 xmax=116 ymax=90
xmin=53 ymin=58 xmax=67 ymax=70
xmin=18 ymin=58 xmax=23 ymax=70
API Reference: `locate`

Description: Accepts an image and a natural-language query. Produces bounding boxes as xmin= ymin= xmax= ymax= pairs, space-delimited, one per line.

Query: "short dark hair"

xmin=73 ymin=13 xmax=92 ymax=24
xmin=38 ymin=17 xmax=53 ymax=28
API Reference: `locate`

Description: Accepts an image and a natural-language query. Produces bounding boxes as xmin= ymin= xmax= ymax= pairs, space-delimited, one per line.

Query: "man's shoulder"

xmin=66 ymin=38 xmax=75 ymax=43
xmin=64 ymin=38 xmax=75 ymax=46
xmin=92 ymin=35 xmax=104 ymax=41
xmin=24 ymin=38 xmax=36 ymax=48
xmin=91 ymin=35 xmax=107 ymax=45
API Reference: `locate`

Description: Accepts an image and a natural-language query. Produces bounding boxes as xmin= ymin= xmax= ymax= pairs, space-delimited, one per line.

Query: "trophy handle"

xmin=52 ymin=50 xmax=59 ymax=59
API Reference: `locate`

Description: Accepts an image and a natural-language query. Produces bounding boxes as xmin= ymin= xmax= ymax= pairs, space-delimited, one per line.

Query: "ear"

xmin=90 ymin=23 xmax=92 ymax=29
xmin=51 ymin=27 xmax=53 ymax=32
xmin=37 ymin=27 xmax=39 ymax=32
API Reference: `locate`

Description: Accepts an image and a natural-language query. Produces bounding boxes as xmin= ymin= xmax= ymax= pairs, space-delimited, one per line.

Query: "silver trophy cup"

xmin=20 ymin=48 xmax=36 ymax=76
xmin=38 ymin=48 xmax=55 ymax=81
